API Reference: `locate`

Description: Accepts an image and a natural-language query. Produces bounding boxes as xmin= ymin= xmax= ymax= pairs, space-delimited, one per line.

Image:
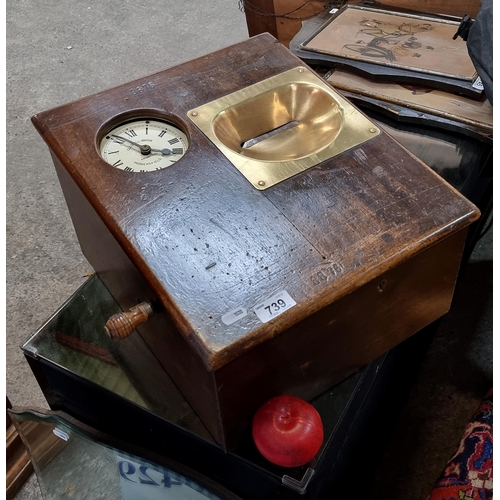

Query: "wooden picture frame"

xmin=325 ymin=68 xmax=492 ymax=132
xmin=241 ymin=0 xmax=481 ymax=48
xmin=290 ymin=8 xmax=484 ymax=98
xmin=301 ymin=5 xmax=477 ymax=80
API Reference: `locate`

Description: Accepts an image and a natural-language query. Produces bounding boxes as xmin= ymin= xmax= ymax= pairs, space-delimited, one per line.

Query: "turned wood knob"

xmin=104 ymin=302 xmax=154 ymax=339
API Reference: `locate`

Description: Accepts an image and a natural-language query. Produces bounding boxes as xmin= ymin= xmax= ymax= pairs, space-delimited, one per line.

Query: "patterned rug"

xmin=427 ymin=390 xmax=493 ymax=500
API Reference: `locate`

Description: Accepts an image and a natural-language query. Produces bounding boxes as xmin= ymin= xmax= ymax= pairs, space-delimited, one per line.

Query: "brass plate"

xmin=188 ymin=66 xmax=380 ymax=190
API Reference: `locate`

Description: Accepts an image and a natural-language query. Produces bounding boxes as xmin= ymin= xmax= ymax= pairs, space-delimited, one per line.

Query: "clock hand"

xmin=111 ymin=134 xmax=180 ymax=156
xmin=149 ymin=147 xmax=174 ymax=155
xmin=111 ymin=135 xmax=180 ymax=156
xmin=111 ymin=134 xmax=142 ymax=149
xmin=111 ymin=134 xmax=151 ymax=155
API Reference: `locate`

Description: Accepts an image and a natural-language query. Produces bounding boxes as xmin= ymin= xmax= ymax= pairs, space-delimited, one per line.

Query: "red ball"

xmin=252 ymin=395 xmax=324 ymax=467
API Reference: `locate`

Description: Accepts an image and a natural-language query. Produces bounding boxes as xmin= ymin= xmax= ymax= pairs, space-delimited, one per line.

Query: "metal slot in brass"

xmin=188 ymin=66 xmax=380 ymax=190
xmin=241 ymin=120 xmax=299 ymax=149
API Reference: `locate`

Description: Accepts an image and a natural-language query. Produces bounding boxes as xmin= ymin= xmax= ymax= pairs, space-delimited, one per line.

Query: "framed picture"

xmin=291 ymin=6 xmax=484 ymax=97
xmin=326 ymin=68 xmax=492 ymax=132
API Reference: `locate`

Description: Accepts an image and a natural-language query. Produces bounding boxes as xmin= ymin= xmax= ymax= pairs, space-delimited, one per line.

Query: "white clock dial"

xmin=99 ymin=118 xmax=189 ymax=172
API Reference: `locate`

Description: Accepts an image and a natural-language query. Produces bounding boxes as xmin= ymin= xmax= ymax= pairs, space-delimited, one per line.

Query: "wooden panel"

xmin=7 ymin=407 xmax=68 ymax=499
xmin=216 ymin=228 xmax=468 ymax=448
xmin=276 ymin=0 xmax=332 ymax=47
xmin=6 ymin=399 xmax=33 ymax=500
xmin=244 ymin=0 xmax=280 ymax=38
xmin=51 ymin=155 xmax=226 ymax=446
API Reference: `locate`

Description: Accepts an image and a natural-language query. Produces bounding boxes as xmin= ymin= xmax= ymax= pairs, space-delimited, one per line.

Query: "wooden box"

xmin=32 ymin=35 xmax=479 ymax=450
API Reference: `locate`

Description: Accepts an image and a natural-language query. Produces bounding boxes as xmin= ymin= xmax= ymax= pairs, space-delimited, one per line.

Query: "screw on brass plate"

xmin=258 ymin=181 xmax=266 ymax=186
xmin=369 ymin=128 xmax=377 ymax=133
xmin=191 ymin=111 xmax=198 ymax=117
xmin=298 ymin=68 xmax=304 ymax=73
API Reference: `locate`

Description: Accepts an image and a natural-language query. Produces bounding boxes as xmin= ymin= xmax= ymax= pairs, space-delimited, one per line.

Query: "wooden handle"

xmin=104 ymin=302 xmax=153 ymax=339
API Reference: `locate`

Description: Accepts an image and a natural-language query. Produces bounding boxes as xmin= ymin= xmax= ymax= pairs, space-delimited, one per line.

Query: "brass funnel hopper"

xmin=188 ymin=66 xmax=380 ymax=190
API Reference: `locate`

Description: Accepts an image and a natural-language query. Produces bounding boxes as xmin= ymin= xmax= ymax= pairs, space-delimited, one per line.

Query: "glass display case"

xmin=9 ymin=407 xmax=241 ymax=500
xmin=20 ymin=273 xmax=418 ymax=499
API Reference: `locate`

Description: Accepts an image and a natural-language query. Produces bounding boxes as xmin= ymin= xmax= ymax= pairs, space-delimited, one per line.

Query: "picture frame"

xmin=325 ymin=68 xmax=492 ymax=133
xmin=290 ymin=7 xmax=484 ymax=98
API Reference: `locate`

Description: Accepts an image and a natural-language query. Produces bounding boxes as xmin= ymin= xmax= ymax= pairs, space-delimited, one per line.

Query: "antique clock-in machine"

xmin=32 ymin=34 xmax=478 ymax=450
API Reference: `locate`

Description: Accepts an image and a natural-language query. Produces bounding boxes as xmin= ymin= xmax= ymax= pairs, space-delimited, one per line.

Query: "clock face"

xmin=99 ymin=118 xmax=189 ymax=172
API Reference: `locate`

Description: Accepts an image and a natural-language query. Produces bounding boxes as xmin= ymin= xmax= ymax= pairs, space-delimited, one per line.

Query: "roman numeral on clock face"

xmin=100 ymin=118 xmax=188 ymax=172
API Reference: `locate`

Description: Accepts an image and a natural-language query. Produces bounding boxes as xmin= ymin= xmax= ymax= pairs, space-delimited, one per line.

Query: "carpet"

xmin=427 ymin=390 xmax=493 ymax=500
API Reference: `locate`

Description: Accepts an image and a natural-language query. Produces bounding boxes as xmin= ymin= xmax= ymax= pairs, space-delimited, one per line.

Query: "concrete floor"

xmin=7 ymin=1 xmax=492 ymax=499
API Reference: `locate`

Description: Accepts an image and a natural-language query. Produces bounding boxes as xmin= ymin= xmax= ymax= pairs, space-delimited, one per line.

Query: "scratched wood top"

xmin=32 ymin=34 xmax=479 ymax=371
